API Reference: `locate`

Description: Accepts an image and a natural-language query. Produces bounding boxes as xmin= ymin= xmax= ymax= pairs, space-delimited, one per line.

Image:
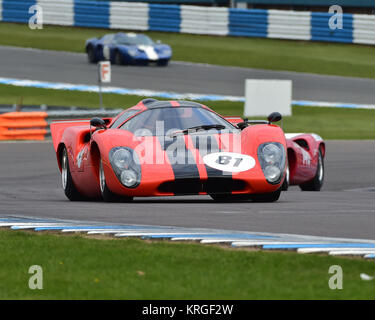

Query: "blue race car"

xmin=85 ymin=32 xmax=172 ymax=66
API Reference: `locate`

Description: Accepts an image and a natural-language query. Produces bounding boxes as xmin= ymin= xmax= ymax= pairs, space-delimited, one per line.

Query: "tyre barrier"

xmin=1 ymin=0 xmax=374 ymax=44
xmin=0 ymin=112 xmax=48 ymax=141
xmin=0 ymin=107 xmax=122 ymax=141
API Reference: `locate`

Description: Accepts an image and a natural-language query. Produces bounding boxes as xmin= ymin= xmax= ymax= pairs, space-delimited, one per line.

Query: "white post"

xmin=98 ymin=61 xmax=111 ymax=110
xmin=98 ymin=80 xmax=103 ymax=110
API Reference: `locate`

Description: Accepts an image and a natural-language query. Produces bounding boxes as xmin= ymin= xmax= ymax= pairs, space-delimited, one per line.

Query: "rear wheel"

xmin=87 ymin=46 xmax=96 ymax=63
xmin=114 ymin=51 xmax=124 ymax=65
xmin=61 ymin=147 xmax=83 ymax=201
xmin=99 ymin=159 xmax=133 ymax=202
xmin=300 ymin=149 xmax=324 ymax=191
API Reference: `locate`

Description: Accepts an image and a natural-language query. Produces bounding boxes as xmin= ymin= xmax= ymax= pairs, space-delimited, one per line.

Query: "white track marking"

xmin=329 ymin=250 xmax=375 ymax=256
xmin=298 ymin=247 xmax=375 ymax=254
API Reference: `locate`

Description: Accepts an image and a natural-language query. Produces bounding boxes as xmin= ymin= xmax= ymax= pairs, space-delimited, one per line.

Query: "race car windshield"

xmin=115 ymin=33 xmax=154 ymax=46
xmin=120 ymin=107 xmax=235 ymax=136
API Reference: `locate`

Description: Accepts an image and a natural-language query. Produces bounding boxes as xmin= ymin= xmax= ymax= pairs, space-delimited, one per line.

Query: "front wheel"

xmin=300 ymin=149 xmax=324 ymax=191
xmin=99 ymin=160 xmax=133 ymax=202
xmin=87 ymin=46 xmax=96 ymax=64
xmin=61 ymin=147 xmax=83 ymax=201
xmin=281 ymin=163 xmax=289 ymax=191
xmin=157 ymin=60 xmax=169 ymax=67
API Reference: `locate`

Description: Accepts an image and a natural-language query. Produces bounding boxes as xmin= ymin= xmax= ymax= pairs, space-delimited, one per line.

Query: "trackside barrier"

xmin=0 ymin=106 xmax=122 ymax=140
xmin=0 ymin=0 xmax=374 ymax=45
xmin=0 ymin=112 xmax=48 ymax=140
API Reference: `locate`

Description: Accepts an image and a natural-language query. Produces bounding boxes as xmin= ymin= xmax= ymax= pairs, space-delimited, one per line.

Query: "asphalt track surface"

xmin=1 ymin=45 xmax=375 ymax=104
xmin=1 ymin=140 xmax=375 ymax=240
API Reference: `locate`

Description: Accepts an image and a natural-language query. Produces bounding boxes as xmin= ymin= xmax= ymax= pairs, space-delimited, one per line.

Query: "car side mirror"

xmin=90 ymin=117 xmax=107 ymax=130
xmin=267 ymin=112 xmax=282 ymax=123
xmin=236 ymin=118 xmax=249 ymax=130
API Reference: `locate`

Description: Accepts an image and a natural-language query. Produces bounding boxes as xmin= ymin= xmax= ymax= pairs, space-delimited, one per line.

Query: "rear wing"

xmin=50 ymin=118 xmax=112 ymax=151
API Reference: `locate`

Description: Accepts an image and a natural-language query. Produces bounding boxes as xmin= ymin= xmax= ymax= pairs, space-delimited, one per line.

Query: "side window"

xmin=120 ymin=111 xmax=152 ymax=133
xmin=111 ymin=109 xmax=140 ymax=128
xmin=101 ymin=34 xmax=114 ymax=45
xmin=114 ymin=34 xmax=129 ymax=45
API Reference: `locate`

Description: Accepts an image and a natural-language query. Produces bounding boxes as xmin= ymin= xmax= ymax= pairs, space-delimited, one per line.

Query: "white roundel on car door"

xmin=203 ymin=152 xmax=256 ymax=172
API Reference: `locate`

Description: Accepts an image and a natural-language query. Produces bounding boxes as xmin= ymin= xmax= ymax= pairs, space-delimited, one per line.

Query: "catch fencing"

xmin=0 ymin=0 xmax=374 ymax=44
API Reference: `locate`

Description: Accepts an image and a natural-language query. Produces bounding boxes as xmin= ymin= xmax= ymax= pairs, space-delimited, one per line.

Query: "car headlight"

xmin=120 ymin=170 xmax=138 ymax=187
xmin=109 ymin=147 xmax=141 ymax=188
xmin=128 ymin=48 xmax=138 ymax=57
xmin=258 ymin=142 xmax=286 ymax=184
xmin=112 ymin=148 xmax=132 ymax=170
xmin=163 ymin=48 xmax=171 ymax=55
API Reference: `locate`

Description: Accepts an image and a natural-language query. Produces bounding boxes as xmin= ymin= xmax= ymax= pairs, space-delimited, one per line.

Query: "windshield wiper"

xmin=170 ymin=124 xmax=226 ymax=137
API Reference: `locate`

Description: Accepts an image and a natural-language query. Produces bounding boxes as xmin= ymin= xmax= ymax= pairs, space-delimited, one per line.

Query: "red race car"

xmin=50 ymin=99 xmax=325 ymax=203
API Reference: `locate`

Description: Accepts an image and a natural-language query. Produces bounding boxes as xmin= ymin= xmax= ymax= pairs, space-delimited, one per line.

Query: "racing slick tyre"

xmin=87 ymin=46 xmax=96 ymax=64
xmin=114 ymin=51 xmax=125 ymax=65
xmin=299 ymin=149 xmax=324 ymax=191
xmin=99 ymin=159 xmax=133 ymax=203
xmin=281 ymin=163 xmax=289 ymax=191
xmin=61 ymin=147 xmax=84 ymax=201
xmin=250 ymin=188 xmax=282 ymax=203
xmin=157 ymin=60 xmax=169 ymax=67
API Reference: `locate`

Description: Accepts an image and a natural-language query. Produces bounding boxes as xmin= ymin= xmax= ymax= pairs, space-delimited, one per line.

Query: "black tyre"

xmin=114 ymin=51 xmax=124 ymax=65
xmin=99 ymin=159 xmax=133 ymax=203
xmin=61 ymin=147 xmax=83 ymax=201
xmin=87 ymin=46 xmax=96 ymax=64
xmin=300 ymin=149 xmax=324 ymax=191
xmin=281 ymin=163 xmax=289 ymax=191
xmin=157 ymin=60 xmax=169 ymax=67
xmin=250 ymin=188 xmax=282 ymax=203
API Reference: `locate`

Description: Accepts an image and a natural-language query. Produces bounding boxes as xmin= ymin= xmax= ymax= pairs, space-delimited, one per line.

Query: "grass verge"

xmin=1 ymin=22 xmax=375 ymax=78
xmin=0 ymin=229 xmax=374 ymax=299
xmin=1 ymin=83 xmax=375 ymax=139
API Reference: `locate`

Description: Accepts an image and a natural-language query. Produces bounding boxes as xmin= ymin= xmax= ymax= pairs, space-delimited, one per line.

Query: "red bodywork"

xmin=225 ymin=116 xmax=326 ymax=188
xmin=51 ymin=102 xmax=325 ymax=199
